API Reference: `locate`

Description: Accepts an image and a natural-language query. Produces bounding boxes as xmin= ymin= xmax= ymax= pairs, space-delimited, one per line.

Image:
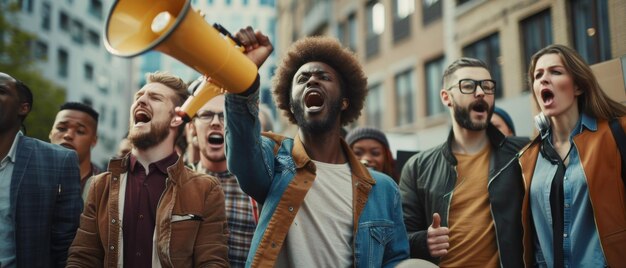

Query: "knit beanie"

xmin=493 ymin=107 xmax=516 ymax=135
xmin=345 ymin=127 xmax=390 ymax=148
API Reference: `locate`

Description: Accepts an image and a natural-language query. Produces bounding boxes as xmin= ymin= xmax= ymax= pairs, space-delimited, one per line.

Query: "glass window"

xmin=339 ymin=13 xmax=357 ymax=52
xmin=84 ymin=63 xmax=94 ymax=81
xmin=260 ymin=0 xmax=275 ymax=7
xmin=366 ymin=83 xmax=383 ymax=128
xmin=366 ymin=1 xmax=384 ymax=58
xmin=71 ymin=20 xmax=84 ymax=44
xmin=41 ymin=2 xmax=51 ymax=31
xmin=520 ymin=9 xmax=552 ymax=89
xmin=462 ymin=33 xmax=502 ymax=99
xmin=59 ymin=11 xmax=70 ymax=32
xmin=570 ymin=0 xmax=611 ymax=64
xmin=20 ymin=0 xmax=33 ymax=13
xmin=393 ymin=0 xmax=412 ymax=42
xmin=425 ymin=57 xmax=445 ymax=116
xmin=88 ymin=0 xmax=103 ymax=20
xmin=33 ymin=41 xmax=48 ymax=60
xmin=422 ymin=0 xmax=442 ymax=25
xmin=395 ymin=68 xmax=415 ymax=126
xmin=87 ymin=29 xmax=100 ymax=47
xmin=58 ymin=48 xmax=69 ymax=78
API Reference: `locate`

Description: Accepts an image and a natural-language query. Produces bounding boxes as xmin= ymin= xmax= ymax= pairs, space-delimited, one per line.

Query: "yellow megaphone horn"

xmin=104 ymin=0 xmax=257 ymax=121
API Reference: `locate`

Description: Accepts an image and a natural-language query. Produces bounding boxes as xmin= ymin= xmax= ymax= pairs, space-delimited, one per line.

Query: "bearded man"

xmin=67 ymin=72 xmax=229 ymax=267
xmin=220 ymin=27 xmax=409 ymax=267
xmin=399 ymin=58 xmax=530 ymax=268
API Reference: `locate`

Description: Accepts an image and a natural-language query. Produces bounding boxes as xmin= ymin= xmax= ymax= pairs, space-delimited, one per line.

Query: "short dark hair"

xmin=442 ymin=57 xmax=489 ymax=87
xmin=272 ymin=36 xmax=367 ymax=126
xmin=15 ymin=79 xmax=33 ymax=120
xmin=60 ymin=102 xmax=99 ymax=123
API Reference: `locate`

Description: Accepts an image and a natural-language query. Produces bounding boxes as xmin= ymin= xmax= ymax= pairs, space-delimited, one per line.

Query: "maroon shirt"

xmin=123 ymin=153 xmax=178 ymax=267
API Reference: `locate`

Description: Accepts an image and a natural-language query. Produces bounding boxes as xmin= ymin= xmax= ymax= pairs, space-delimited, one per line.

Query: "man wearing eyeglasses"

xmin=190 ymin=94 xmax=258 ymax=268
xmin=399 ymin=58 xmax=529 ymax=267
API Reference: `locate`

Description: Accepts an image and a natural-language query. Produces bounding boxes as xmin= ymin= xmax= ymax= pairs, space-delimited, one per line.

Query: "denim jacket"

xmin=224 ymin=88 xmax=409 ymax=268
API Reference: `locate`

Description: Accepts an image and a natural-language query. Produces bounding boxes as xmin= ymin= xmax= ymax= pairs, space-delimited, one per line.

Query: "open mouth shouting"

xmin=133 ymin=109 xmax=152 ymax=126
xmin=304 ymin=89 xmax=325 ymax=113
xmin=469 ymin=100 xmax=489 ymax=117
xmin=540 ymin=88 xmax=555 ymax=107
xmin=208 ymin=133 xmax=224 ymax=145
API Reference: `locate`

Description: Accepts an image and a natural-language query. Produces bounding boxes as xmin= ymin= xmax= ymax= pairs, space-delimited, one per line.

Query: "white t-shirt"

xmin=275 ymin=160 xmax=354 ymax=267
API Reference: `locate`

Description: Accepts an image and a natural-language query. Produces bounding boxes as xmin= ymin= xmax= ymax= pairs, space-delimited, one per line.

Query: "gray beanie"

xmin=345 ymin=127 xmax=389 ymax=148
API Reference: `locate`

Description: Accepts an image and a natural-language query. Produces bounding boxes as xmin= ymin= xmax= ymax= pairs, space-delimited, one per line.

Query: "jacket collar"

xmin=443 ymin=123 xmax=505 ymax=165
xmin=108 ymin=152 xmax=186 ymax=184
xmin=290 ymin=133 xmax=376 ymax=186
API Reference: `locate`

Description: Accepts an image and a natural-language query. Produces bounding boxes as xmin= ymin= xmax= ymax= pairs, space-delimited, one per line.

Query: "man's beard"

xmin=452 ymin=98 xmax=494 ymax=131
xmin=291 ymin=96 xmax=342 ymax=135
xmin=128 ymin=119 xmax=170 ymax=150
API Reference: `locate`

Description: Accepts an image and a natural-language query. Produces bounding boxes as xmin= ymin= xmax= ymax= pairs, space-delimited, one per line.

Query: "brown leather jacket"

xmin=67 ymin=154 xmax=229 ymax=267
xmin=519 ymin=117 xmax=626 ymax=267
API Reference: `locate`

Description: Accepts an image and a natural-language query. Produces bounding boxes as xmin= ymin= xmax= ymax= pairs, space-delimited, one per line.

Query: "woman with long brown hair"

xmin=519 ymin=44 xmax=626 ymax=267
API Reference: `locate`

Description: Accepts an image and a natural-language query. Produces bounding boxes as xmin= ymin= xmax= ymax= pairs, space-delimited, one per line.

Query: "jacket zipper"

xmin=487 ymin=155 xmax=510 ymax=268
xmin=519 ymin=157 xmax=529 ymax=268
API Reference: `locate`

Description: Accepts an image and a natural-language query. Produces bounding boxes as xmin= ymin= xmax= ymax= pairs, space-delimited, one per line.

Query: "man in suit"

xmin=0 ymin=72 xmax=83 ymax=267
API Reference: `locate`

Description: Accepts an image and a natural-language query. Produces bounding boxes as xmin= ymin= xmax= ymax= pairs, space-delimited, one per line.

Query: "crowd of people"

xmin=0 ymin=24 xmax=624 ymax=268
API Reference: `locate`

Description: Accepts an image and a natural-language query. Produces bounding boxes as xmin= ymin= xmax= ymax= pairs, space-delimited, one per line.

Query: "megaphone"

xmin=104 ymin=0 xmax=257 ymax=121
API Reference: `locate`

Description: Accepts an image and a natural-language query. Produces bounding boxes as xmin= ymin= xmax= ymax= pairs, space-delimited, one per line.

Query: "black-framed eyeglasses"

xmin=196 ymin=111 xmax=224 ymax=123
xmin=448 ymin=79 xmax=496 ymax=95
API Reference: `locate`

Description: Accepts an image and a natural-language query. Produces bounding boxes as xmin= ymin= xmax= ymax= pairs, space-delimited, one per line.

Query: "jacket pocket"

xmin=169 ymin=216 xmax=202 ymax=259
xmin=357 ymin=220 xmax=394 ymax=267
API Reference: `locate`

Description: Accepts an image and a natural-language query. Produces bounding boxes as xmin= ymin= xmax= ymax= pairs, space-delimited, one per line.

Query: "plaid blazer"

xmin=10 ymin=136 xmax=83 ymax=267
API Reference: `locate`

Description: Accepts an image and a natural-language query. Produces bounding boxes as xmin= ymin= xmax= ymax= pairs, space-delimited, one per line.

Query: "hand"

xmin=427 ymin=213 xmax=450 ymax=258
xmin=235 ymin=26 xmax=273 ymax=68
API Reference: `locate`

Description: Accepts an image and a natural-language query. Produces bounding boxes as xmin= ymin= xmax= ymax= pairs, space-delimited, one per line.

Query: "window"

xmin=366 ymin=1 xmax=384 ymax=58
xmin=570 ymin=0 xmax=611 ymax=64
xmin=58 ymin=48 xmax=69 ymax=78
xmin=20 ymin=0 xmax=33 ymax=13
xmin=41 ymin=2 xmax=51 ymax=31
xmin=392 ymin=0 xmax=413 ymax=42
xmin=88 ymin=0 xmax=103 ymax=20
xmin=395 ymin=68 xmax=415 ymax=126
xmin=463 ymin=33 xmax=502 ymax=99
xmin=87 ymin=29 xmax=100 ymax=47
xmin=71 ymin=20 xmax=84 ymax=44
xmin=521 ymin=9 xmax=552 ymax=89
xmin=422 ymin=0 xmax=442 ymax=25
xmin=260 ymin=0 xmax=275 ymax=7
xmin=111 ymin=109 xmax=117 ymax=128
xmin=225 ymin=0 xmax=231 ymax=5
xmin=366 ymin=83 xmax=383 ymax=128
xmin=82 ymin=97 xmax=93 ymax=107
xmin=338 ymin=13 xmax=357 ymax=52
xmin=33 ymin=41 xmax=48 ymax=60
xmin=457 ymin=0 xmax=472 ymax=5
xmin=425 ymin=57 xmax=445 ymax=116
xmin=84 ymin=63 xmax=94 ymax=81
xmin=59 ymin=11 xmax=70 ymax=32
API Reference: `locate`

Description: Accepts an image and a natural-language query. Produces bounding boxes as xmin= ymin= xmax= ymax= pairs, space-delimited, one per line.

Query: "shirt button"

xmin=288 ymin=206 xmax=294 ymax=212
xmin=136 ymin=252 xmax=141 ymax=256
xmin=110 ymin=246 xmax=115 ymax=250
xmin=139 ymin=214 xmax=144 ymax=219
xmin=565 ymin=203 xmax=570 ymax=208
xmin=564 ymin=176 xmax=568 ymax=180
xmin=563 ymin=233 xmax=568 ymax=238
xmin=113 ymin=177 xmax=118 ymax=181
xmin=143 ymin=183 xmax=148 ymax=186
xmin=111 ymin=219 xmax=116 ymax=224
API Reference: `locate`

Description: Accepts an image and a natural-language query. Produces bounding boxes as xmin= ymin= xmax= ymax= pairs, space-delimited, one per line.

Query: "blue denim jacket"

xmin=225 ymin=89 xmax=409 ymax=268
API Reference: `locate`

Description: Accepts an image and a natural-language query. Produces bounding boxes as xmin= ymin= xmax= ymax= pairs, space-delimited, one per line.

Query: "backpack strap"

xmin=609 ymin=118 xmax=626 ymax=185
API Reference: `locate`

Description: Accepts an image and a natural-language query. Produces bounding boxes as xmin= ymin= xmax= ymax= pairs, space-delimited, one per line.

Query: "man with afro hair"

xmin=222 ymin=26 xmax=409 ymax=267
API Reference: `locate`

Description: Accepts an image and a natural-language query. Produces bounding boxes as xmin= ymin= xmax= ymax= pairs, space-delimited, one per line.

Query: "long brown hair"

xmin=527 ymin=44 xmax=626 ymax=120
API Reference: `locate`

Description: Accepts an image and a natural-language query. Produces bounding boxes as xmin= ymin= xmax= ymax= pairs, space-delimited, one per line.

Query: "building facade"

xmin=15 ymin=0 xmax=135 ymax=167
xmin=277 ymin=0 xmax=626 ymax=153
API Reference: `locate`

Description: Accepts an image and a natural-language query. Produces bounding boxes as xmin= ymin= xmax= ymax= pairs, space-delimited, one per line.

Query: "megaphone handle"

xmin=213 ymin=23 xmax=243 ymax=47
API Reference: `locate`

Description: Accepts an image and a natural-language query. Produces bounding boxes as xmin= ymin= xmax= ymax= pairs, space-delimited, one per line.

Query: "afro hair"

xmin=272 ymin=36 xmax=367 ymax=126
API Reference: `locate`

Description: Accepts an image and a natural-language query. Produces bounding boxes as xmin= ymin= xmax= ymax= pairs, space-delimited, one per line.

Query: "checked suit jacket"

xmin=10 ymin=136 xmax=83 ymax=267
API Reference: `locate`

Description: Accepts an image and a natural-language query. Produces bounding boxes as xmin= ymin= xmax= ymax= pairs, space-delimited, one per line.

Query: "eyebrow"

xmin=57 ymin=120 xmax=88 ymax=129
xmin=298 ymin=70 xmax=331 ymax=76
xmin=135 ymin=90 xmax=165 ymax=99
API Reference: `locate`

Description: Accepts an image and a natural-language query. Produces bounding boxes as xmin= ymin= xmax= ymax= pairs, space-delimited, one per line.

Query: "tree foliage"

xmin=0 ymin=2 xmax=66 ymax=141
